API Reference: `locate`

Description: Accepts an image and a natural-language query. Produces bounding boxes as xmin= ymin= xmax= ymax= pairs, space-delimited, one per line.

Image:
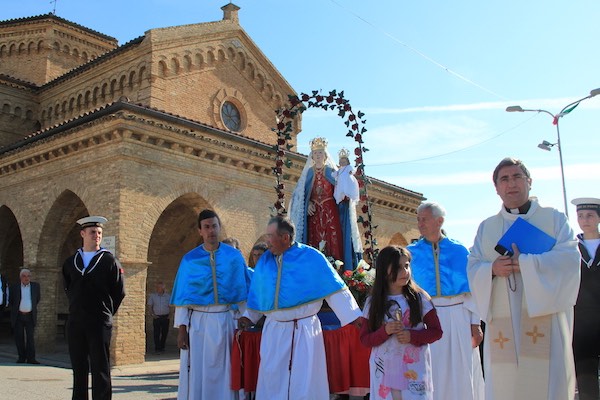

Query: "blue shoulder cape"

xmin=407 ymin=237 xmax=471 ymax=297
xmin=247 ymin=242 xmax=345 ymax=312
xmin=170 ymin=243 xmax=251 ymax=306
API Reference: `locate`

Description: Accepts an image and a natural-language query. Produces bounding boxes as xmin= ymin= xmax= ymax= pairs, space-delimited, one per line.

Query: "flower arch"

xmin=271 ymin=90 xmax=377 ymax=262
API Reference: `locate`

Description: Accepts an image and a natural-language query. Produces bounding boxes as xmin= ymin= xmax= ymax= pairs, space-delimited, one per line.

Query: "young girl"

xmin=360 ymin=246 xmax=442 ymax=400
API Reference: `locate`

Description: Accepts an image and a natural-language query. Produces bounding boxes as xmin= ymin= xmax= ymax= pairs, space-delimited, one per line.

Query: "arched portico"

xmin=0 ymin=205 xmax=24 ymax=340
xmin=145 ymin=192 xmax=212 ymax=352
xmin=35 ymin=190 xmax=89 ymax=352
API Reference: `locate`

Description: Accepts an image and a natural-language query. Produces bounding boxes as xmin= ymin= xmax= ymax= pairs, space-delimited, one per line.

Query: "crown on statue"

xmin=309 ymin=137 xmax=328 ymax=151
xmin=338 ymin=148 xmax=350 ymax=159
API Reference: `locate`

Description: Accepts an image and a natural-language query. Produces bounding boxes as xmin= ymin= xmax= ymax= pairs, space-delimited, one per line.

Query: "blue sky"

xmin=4 ymin=0 xmax=599 ymax=246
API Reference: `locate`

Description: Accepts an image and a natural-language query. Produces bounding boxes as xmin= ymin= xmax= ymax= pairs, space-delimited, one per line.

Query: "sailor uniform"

xmin=63 ymin=248 xmax=125 ymax=400
xmin=573 ymin=234 xmax=600 ymax=400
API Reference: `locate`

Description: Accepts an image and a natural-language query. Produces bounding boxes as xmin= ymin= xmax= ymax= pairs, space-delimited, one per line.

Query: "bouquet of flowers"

xmin=339 ymin=259 xmax=374 ymax=307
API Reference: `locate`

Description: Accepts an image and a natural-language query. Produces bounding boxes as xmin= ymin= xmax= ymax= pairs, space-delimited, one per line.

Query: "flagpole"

xmin=505 ymin=88 xmax=600 ymax=217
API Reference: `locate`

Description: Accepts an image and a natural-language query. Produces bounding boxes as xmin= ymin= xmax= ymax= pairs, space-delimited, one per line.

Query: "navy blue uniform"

xmin=63 ymin=249 xmax=125 ymax=400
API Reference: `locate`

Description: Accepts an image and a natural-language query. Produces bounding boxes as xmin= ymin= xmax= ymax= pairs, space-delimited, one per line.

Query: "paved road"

xmin=0 ymin=344 xmax=180 ymax=400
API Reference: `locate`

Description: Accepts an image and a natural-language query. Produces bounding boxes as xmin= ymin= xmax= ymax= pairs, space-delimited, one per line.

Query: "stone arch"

xmin=18 ymin=42 xmax=26 ymax=54
xmin=82 ymin=51 xmax=88 ymax=61
xmin=256 ymin=72 xmax=265 ymax=91
xmin=72 ymin=48 xmax=79 ymax=58
xmin=236 ymin=51 xmax=246 ymax=70
xmin=144 ymin=192 xmax=213 ymax=351
xmin=138 ymin=65 xmax=147 ymax=85
xmin=264 ymin=82 xmax=274 ymax=99
xmin=0 ymin=44 xmax=6 ymax=57
xmin=53 ymin=41 xmax=60 ymax=52
xmin=170 ymin=57 xmax=180 ymax=75
xmin=36 ymin=190 xmax=90 ymax=349
xmin=183 ymin=54 xmax=192 ymax=72
xmin=76 ymin=94 xmax=83 ymax=110
xmin=158 ymin=60 xmax=168 ymax=77
xmin=194 ymin=53 xmax=204 ymax=69
xmin=246 ymin=62 xmax=255 ymax=80
xmin=217 ymin=48 xmax=226 ymax=62
xmin=2 ymin=103 xmax=9 ymax=113
xmin=128 ymin=70 xmax=136 ymax=89
xmin=110 ymin=79 xmax=117 ymax=96
xmin=0 ymin=204 xmax=24 ymax=292
xmin=68 ymin=97 xmax=75 ymax=112
xmin=9 ymin=43 xmax=16 ymax=55
xmin=27 ymin=41 xmax=35 ymax=54
xmin=14 ymin=106 xmax=22 ymax=118
xmin=92 ymin=86 xmax=99 ymax=105
xmin=84 ymin=91 xmax=91 ymax=107
xmin=388 ymin=232 xmax=409 ymax=247
xmin=37 ymin=40 xmax=44 ymax=53
xmin=101 ymin=82 xmax=108 ymax=100
xmin=63 ymin=44 xmax=70 ymax=54
xmin=227 ymin=47 xmax=236 ymax=60
xmin=119 ymin=75 xmax=126 ymax=93
xmin=207 ymin=50 xmax=216 ymax=65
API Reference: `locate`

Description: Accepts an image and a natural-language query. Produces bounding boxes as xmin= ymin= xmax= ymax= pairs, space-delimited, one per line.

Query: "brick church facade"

xmin=0 ymin=4 xmax=423 ymax=365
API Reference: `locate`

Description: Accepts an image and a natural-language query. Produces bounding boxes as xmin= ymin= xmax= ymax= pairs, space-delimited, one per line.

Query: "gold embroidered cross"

xmin=493 ymin=331 xmax=510 ymax=349
xmin=526 ymin=325 xmax=545 ymax=344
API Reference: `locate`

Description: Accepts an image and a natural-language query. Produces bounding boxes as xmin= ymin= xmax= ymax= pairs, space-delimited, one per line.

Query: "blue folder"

xmin=497 ymin=217 xmax=556 ymax=254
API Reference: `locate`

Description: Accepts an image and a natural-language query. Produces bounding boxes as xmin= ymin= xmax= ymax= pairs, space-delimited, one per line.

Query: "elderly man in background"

xmin=408 ymin=201 xmax=484 ymax=400
xmin=148 ymin=281 xmax=171 ymax=354
xmin=9 ymin=268 xmax=41 ymax=364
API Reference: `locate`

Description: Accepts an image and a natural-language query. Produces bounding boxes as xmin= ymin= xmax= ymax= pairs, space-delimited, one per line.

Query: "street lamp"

xmin=505 ymin=88 xmax=600 ymax=217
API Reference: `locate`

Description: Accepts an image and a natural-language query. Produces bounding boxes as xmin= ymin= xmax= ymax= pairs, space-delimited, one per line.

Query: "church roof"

xmin=0 ymin=13 xmax=117 ymax=43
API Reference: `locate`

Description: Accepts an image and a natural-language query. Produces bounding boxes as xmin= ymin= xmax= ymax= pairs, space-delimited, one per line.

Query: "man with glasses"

xmin=467 ymin=157 xmax=580 ymax=400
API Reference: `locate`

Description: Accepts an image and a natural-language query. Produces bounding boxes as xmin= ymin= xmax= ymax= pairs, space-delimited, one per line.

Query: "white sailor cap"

xmin=571 ymin=197 xmax=600 ymax=213
xmin=77 ymin=216 xmax=108 ymax=229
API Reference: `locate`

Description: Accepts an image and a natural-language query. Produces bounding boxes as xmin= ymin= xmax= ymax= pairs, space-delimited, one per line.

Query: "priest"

xmin=467 ymin=157 xmax=580 ymax=400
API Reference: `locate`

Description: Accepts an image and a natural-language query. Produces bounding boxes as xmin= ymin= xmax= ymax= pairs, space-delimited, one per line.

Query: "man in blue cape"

xmin=170 ymin=209 xmax=251 ymax=400
xmin=408 ymin=201 xmax=484 ymax=400
xmin=238 ymin=215 xmax=361 ymax=400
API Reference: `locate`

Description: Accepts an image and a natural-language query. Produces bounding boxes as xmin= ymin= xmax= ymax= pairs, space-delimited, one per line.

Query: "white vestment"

xmin=175 ymin=304 xmax=238 ymax=400
xmin=430 ymin=295 xmax=484 ymax=400
xmin=467 ymin=199 xmax=580 ymax=400
xmin=244 ymin=289 xmax=361 ymax=400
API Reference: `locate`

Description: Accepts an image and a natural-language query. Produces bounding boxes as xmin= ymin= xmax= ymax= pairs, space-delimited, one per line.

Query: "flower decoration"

xmin=271 ymin=89 xmax=378 ymax=263
xmin=337 ymin=259 xmax=374 ymax=307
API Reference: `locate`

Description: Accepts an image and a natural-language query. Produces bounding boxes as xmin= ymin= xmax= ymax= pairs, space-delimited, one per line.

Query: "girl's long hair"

xmin=367 ymin=245 xmax=427 ymax=331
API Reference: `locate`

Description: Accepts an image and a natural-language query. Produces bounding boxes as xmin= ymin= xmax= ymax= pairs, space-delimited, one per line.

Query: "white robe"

xmin=175 ymin=304 xmax=238 ymax=400
xmin=430 ymin=295 xmax=484 ymax=400
xmin=467 ymin=200 xmax=580 ymax=400
xmin=245 ymin=288 xmax=361 ymax=400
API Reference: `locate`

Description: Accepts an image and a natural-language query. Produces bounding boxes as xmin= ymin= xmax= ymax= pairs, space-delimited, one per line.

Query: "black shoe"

xmin=27 ymin=359 xmax=41 ymax=364
xmin=16 ymin=358 xmax=25 ymax=363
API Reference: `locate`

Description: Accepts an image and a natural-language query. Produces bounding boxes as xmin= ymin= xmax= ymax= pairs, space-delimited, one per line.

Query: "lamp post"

xmin=506 ymin=88 xmax=600 ymax=217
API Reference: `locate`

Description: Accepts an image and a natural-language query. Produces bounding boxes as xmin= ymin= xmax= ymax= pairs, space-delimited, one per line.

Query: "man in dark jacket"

xmin=63 ymin=216 xmax=125 ymax=400
xmin=9 ymin=268 xmax=41 ymax=364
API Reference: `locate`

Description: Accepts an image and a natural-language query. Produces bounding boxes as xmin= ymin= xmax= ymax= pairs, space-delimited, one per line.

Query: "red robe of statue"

xmin=308 ymin=168 xmax=344 ymax=261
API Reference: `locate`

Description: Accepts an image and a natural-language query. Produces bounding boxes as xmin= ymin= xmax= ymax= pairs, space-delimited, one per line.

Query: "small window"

xmin=221 ymin=101 xmax=241 ymax=132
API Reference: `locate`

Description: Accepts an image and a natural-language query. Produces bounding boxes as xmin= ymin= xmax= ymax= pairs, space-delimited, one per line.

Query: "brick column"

xmin=33 ymin=265 xmax=60 ymax=353
xmin=111 ymin=260 xmax=149 ymax=366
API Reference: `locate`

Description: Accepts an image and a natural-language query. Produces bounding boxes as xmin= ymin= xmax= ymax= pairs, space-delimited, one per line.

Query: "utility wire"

xmin=328 ymin=0 xmax=508 ymax=101
xmin=368 ymin=113 xmax=538 ymax=166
